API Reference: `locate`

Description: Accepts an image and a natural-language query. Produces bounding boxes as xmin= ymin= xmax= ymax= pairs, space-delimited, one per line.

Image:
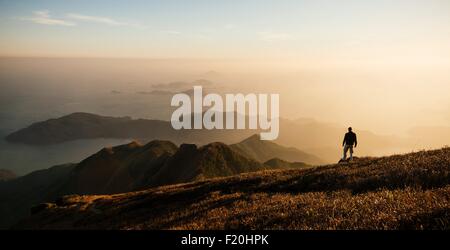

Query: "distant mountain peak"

xmin=231 ymin=134 xmax=323 ymax=165
xmin=63 ymin=112 xmax=96 ymax=118
xmin=100 ymin=140 xmax=142 ymax=155
xmin=126 ymin=140 xmax=142 ymax=148
xmin=265 ymin=157 xmax=284 ymax=164
xmin=63 ymin=112 xmax=131 ymax=120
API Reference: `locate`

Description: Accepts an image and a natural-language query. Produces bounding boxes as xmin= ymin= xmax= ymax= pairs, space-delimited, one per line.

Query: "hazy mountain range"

xmin=5 ymin=112 xmax=254 ymax=147
xmin=5 ymin=112 xmax=419 ymax=164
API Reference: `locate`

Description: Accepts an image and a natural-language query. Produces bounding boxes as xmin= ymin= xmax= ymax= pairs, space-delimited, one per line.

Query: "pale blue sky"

xmin=1 ymin=0 xmax=450 ymax=60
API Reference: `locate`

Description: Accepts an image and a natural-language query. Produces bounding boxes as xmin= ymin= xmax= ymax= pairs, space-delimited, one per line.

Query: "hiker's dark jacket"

xmin=343 ymin=132 xmax=357 ymax=146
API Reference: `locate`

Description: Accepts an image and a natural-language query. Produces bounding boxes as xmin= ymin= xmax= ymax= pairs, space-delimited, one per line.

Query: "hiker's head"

xmin=348 ymin=127 xmax=352 ymax=132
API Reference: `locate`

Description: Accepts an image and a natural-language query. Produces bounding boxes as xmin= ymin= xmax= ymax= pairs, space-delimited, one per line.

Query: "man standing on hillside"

xmin=342 ymin=127 xmax=357 ymax=161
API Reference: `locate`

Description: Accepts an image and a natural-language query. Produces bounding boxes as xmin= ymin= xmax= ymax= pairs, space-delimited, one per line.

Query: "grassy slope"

xmin=15 ymin=148 xmax=450 ymax=230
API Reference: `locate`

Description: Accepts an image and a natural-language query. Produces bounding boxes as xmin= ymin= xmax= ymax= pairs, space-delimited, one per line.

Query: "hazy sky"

xmin=1 ymin=0 xmax=450 ymax=135
xmin=1 ymin=0 xmax=450 ymax=63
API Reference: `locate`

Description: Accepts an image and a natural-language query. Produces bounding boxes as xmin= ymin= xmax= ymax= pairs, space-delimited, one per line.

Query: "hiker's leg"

xmin=349 ymin=146 xmax=353 ymax=160
xmin=343 ymin=145 xmax=348 ymax=160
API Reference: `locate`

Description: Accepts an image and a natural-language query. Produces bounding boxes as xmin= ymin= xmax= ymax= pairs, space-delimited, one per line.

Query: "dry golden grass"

xmin=15 ymin=147 xmax=450 ymax=230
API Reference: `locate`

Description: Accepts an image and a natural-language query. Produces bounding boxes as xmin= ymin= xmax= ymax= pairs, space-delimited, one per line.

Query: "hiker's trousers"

xmin=343 ymin=144 xmax=354 ymax=160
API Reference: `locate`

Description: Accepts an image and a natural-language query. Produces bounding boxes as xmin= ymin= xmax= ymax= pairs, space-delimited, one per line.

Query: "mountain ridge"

xmin=5 ymin=112 xmax=407 ymax=163
xmin=4 ymin=112 xmax=256 ymax=146
xmin=0 ymin=135 xmax=311 ymax=228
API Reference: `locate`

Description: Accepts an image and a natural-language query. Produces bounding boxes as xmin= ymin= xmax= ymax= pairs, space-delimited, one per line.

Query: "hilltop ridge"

xmin=15 ymin=147 xmax=450 ymax=230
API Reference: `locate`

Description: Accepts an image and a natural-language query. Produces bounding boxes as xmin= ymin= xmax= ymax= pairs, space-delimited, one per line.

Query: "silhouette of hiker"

xmin=342 ymin=127 xmax=357 ymax=161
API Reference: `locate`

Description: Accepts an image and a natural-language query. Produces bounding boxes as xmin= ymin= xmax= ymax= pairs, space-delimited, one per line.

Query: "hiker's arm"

xmin=342 ymin=137 xmax=345 ymax=146
xmin=354 ymin=136 xmax=357 ymax=147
